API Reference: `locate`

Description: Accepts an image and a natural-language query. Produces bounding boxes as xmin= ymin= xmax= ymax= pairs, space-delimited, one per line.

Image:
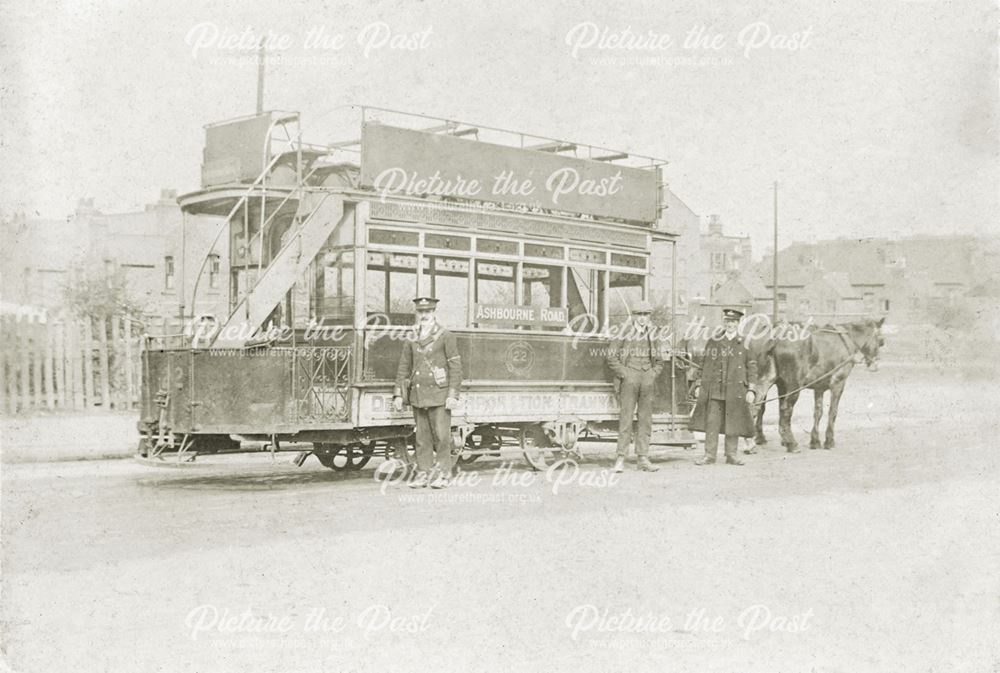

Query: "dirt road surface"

xmin=3 ymin=363 xmax=999 ymax=673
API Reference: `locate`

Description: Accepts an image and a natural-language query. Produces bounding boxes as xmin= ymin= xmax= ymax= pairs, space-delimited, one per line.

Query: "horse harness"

xmin=757 ymin=325 xmax=881 ymax=404
xmin=676 ymin=325 xmax=880 ymax=405
xmin=819 ymin=326 xmax=869 ymax=365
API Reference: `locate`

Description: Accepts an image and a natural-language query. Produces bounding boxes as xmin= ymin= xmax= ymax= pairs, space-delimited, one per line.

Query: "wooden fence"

xmin=0 ymin=315 xmax=151 ymax=415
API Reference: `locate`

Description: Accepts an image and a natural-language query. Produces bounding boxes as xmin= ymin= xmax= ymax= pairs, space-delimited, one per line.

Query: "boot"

xmin=430 ymin=472 xmax=450 ymax=489
xmin=637 ymin=456 xmax=659 ymax=472
xmin=613 ymin=456 xmax=625 ymax=473
xmin=694 ymin=456 xmax=716 ymax=466
xmin=408 ymin=471 xmax=429 ymax=488
xmin=725 ymin=456 xmax=745 ymax=466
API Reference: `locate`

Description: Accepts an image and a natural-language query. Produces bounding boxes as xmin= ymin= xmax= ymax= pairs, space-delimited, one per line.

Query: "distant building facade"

xmin=653 ymin=202 xmax=757 ymax=319
xmin=701 ymin=214 xmax=752 ymax=300
xmin=754 ymin=235 xmax=1000 ymax=325
xmin=710 ymin=270 xmax=773 ymax=316
xmin=1 ymin=190 xmax=228 ymax=323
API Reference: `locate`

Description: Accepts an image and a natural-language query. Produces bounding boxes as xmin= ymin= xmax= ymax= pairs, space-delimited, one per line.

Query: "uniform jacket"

xmin=607 ymin=324 xmax=665 ymax=379
xmin=689 ymin=334 xmax=758 ymax=437
xmin=393 ymin=324 xmax=463 ymax=408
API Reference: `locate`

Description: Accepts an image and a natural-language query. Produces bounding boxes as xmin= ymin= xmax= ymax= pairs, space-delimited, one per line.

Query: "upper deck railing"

xmin=332 ymin=105 xmax=669 ymax=170
xmin=197 ymin=105 xmax=669 ymax=184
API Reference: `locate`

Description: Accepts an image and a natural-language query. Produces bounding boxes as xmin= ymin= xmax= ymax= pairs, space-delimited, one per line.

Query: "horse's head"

xmin=850 ymin=317 xmax=885 ymax=371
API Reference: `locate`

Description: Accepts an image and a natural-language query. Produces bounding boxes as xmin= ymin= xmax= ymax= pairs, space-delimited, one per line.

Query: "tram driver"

xmin=607 ymin=299 xmax=663 ymax=473
xmin=392 ymin=297 xmax=464 ymax=489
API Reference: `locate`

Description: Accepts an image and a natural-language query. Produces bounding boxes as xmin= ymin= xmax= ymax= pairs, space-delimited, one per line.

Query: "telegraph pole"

xmin=256 ymin=38 xmax=265 ymax=114
xmin=772 ymin=181 xmax=779 ymax=324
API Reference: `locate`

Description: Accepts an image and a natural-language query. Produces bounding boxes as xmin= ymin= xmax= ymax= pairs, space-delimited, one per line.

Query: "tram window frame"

xmin=307 ymin=207 xmax=357 ymax=326
xmin=311 ymin=247 xmax=356 ymax=325
xmin=365 ymin=251 xmax=423 ymax=325
xmin=424 ymin=255 xmax=471 ymax=329
xmin=474 ymin=259 xmax=517 ymax=304
xmin=608 ymin=270 xmax=645 ymax=327
xmin=361 ymin=226 xmax=650 ymax=335
xmin=522 ymin=262 xmax=566 ymax=332
xmin=567 ymin=266 xmax=604 ymax=334
xmin=208 ymin=254 xmax=220 ymax=289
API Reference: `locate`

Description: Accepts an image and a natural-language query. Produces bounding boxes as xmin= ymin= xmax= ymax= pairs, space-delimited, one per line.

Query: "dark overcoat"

xmin=689 ymin=335 xmax=757 ymax=437
xmin=393 ymin=324 xmax=463 ymax=408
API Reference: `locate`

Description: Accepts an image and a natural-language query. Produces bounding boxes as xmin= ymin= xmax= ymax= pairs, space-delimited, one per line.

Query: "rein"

xmin=754 ymin=327 xmax=881 ymax=404
xmin=755 ymin=353 xmax=858 ymax=404
xmin=674 ymin=324 xmax=880 ymax=406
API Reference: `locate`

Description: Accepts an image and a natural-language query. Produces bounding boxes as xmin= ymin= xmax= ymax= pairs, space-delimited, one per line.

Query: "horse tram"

xmin=137 ymin=106 xmax=695 ymax=471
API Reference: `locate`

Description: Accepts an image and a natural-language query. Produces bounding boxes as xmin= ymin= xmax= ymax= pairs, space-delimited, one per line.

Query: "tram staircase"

xmin=212 ymin=190 xmax=345 ymax=348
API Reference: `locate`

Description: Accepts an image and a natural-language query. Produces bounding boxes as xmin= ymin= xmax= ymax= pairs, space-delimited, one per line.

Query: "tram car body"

xmin=138 ymin=108 xmax=694 ymax=468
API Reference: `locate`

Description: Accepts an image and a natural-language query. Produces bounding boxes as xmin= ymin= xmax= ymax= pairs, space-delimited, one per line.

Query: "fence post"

xmin=0 ymin=318 xmax=9 ymax=414
xmin=97 ymin=318 xmax=111 ymax=409
xmin=111 ymin=318 xmax=122 ymax=409
xmin=55 ymin=320 xmax=67 ymax=409
xmin=19 ymin=322 xmax=30 ymax=412
xmin=31 ymin=322 xmax=43 ymax=410
xmin=44 ymin=321 xmax=55 ymax=409
xmin=70 ymin=322 xmax=84 ymax=410
xmin=124 ymin=319 xmax=135 ymax=409
xmin=82 ymin=319 xmax=95 ymax=407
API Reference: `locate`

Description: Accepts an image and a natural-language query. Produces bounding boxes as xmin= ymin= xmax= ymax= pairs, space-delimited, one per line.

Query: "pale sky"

xmin=3 ymin=0 xmax=997 ymax=256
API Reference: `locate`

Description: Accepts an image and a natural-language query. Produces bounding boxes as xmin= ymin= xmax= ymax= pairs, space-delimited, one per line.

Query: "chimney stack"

xmin=708 ymin=214 xmax=722 ymax=236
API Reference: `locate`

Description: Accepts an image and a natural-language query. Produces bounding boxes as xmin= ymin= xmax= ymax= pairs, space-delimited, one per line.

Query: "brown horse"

xmin=752 ymin=318 xmax=885 ymax=451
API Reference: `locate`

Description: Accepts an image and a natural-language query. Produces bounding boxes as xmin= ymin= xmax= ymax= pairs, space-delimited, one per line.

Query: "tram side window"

xmin=609 ymin=271 xmax=644 ymax=326
xmin=474 ymin=260 xmax=516 ymax=323
xmin=425 ymin=256 xmax=470 ymax=328
xmin=567 ymin=267 xmax=602 ymax=332
xmin=522 ymin=264 xmax=561 ymax=307
xmin=311 ymin=249 xmax=355 ymax=324
xmin=366 ymin=252 xmax=420 ymax=324
xmin=523 ymin=263 xmax=564 ymax=331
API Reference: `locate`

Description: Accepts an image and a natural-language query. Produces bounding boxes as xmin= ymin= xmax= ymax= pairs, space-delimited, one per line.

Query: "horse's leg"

xmin=775 ymin=380 xmax=788 ymax=447
xmin=754 ymin=388 xmax=767 ymax=445
xmin=809 ymin=389 xmax=824 ymax=450
xmin=825 ymin=381 xmax=846 ymax=450
xmin=779 ymin=390 xmax=800 ymax=452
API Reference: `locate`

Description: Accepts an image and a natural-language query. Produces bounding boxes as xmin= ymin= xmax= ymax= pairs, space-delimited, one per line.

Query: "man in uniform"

xmin=607 ymin=300 xmax=663 ymax=473
xmin=393 ymin=297 xmax=463 ymax=489
xmin=690 ymin=307 xmax=758 ymax=466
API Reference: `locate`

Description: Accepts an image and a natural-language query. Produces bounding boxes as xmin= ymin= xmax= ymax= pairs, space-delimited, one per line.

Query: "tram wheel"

xmin=314 ymin=443 xmax=372 ymax=471
xmin=459 ymin=430 xmax=502 ymax=465
xmin=353 ymin=442 xmax=376 ymax=470
xmin=520 ymin=426 xmax=552 ymax=471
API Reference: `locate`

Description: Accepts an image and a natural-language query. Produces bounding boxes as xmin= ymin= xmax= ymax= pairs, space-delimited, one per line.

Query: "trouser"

xmin=616 ymin=369 xmax=656 ymax=458
xmin=703 ymin=398 xmax=738 ymax=461
xmin=413 ymin=405 xmax=453 ymax=473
